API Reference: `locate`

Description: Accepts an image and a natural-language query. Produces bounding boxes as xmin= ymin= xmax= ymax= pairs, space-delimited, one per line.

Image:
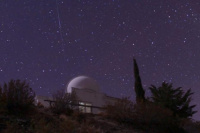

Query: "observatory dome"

xmin=66 ymin=76 xmax=100 ymax=93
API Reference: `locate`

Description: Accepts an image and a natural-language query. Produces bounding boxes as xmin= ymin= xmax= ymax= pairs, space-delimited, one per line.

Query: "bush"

xmin=31 ymin=113 xmax=77 ymax=133
xmin=104 ymin=97 xmax=135 ymax=123
xmin=78 ymin=123 xmax=101 ymax=133
xmin=104 ymin=97 xmax=185 ymax=133
xmin=181 ymin=119 xmax=200 ymax=133
xmin=0 ymin=79 xmax=35 ymax=115
xmin=1 ymin=121 xmax=27 ymax=133
xmin=149 ymin=82 xmax=196 ymax=118
xmin=51 ymin=90 xmax=78 ymax=115
xmin=133 ymin=102 xmax=185 ymax=132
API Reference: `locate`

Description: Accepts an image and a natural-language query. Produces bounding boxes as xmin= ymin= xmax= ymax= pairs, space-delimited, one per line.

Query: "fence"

xmin=44 ymin=99 xmax=105 ymax=113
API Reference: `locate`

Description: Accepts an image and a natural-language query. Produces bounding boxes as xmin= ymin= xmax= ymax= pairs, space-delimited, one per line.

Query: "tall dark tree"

xmin=149 ymin=82 xmax=197 ymax=118
xmin=133 ymin=58 xmax=145 ymax=103
xmin=0 ymin=79 xmax=35 ymax=115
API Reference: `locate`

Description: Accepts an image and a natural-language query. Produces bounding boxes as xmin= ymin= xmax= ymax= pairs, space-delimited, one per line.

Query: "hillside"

xmin=0 ymin=106 xmax=200 ymax=133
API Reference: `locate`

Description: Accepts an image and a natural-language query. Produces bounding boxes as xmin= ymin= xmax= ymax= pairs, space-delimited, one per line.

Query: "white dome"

xmin=66 ymin=76 xmax=100 ymax=93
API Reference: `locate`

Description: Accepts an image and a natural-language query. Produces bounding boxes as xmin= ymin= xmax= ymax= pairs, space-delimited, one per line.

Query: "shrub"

xmin=78 ymin=123 xmax=101 ymax=133
xmin=104 ymin=97 xmax=135 ymax=123
xmin=36 ymin=102 xmax=44 ymax=108
xmin=1 ymin=121 xmax=26 ymax=133
xmin=72 ymin=111 xmax=87 ymax=124
xmin=30 ymin=112 xmax=77 ymax=133
xmin=132 ymin=102 xmax=185 ymax=132
xmin=0 ymin=79 xmax=35 ymax=115
xmin=51 ymin=90 xmax=78 ymax=115
xmin=149 ymin=82 xmax=196 ymax=118
xmin=181 ymin=119 xmax=200 ymax=133
xmin=104 ymin=97 xmax=185 ymax=132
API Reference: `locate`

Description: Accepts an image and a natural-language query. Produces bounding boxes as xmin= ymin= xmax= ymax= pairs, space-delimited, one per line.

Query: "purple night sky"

xmin=1 ymin=0 xmax=200 ymax=120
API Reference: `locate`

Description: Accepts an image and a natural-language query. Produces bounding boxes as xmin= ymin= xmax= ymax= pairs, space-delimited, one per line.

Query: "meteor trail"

xmin=56 ymin=0 xmax=64 ymax=52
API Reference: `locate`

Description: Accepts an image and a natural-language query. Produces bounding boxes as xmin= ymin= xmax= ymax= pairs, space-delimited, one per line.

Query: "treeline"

xmin=105 ymin=59 xmax=197 ymax=132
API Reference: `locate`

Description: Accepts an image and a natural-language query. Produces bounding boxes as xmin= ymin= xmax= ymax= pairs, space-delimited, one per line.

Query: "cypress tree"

xmin=133 ymin=58 xmax=145 ymax=103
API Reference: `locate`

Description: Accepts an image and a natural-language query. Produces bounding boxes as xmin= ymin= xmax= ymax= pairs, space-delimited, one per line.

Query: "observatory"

xmin=66 ymin=76 xmax=100 ymax=93
xmin=66 ymin=76 xmax=117 ymax=113
xmin=36 ymin=76 xmax=118 ymax=114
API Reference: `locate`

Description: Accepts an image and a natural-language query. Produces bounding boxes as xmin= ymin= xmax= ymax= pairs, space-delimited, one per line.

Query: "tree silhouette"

xmin=0 ymin=79 xmax=35 ymax=115
xmin=149 ymin=82 xmax=196 ymax=118
xmin=133 ymin=58 xmax=145 ymax=103
xmin=52 ymin=89 xmax=78 ymax=115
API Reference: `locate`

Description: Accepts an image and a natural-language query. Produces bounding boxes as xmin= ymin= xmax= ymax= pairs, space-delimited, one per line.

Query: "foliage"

xmin=181 ymin=119 xmax=200 ymax=133
xmin=104 ymin=97 xmax=135 ymax=122
xmin=30 ymin=112 xmax=77 ymax=133
xmin=0 ymin=79 xmax=35 ymax=115
xmin=133 ymin=58 xmax=145 ymax=103
xmin=0 ymin=98 xmax=192 ymax=133
xmin=78 ymin=123 xmax=101 ymax=133
xmin=105 ymin=97 xmax=185 ymax=133
xmin=133 ymin=102 xmax=185 ymax=132
xmin=51 ymin=90 xmax=78 ymax=115
xmin=149 ymin=82 xmax=196 ymax=118
xmin=36 ymin=101 xmax=44 ymax=108
xmin=1 ymin=121 xmax=27 ymax=133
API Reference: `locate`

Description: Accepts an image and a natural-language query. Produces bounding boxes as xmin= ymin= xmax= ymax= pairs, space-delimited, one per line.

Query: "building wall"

xmin=73 ymin=88 xmax=119 ymax=114
xmin=73 ymin=88 xmax=105 ymax=114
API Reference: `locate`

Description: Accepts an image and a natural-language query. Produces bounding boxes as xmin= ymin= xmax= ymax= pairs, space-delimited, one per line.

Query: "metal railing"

xmin=44 ymin=99 xmax=105 ymax=113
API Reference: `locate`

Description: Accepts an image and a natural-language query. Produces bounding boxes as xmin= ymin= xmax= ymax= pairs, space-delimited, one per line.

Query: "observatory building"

xmin=35 ymin=76 xmax=118 ymax=114
xmin=66 ymin=76 xmax=117 ymax=113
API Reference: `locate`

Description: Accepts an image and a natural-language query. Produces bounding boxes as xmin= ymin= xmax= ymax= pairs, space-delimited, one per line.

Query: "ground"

xmin=0 ymin=107 xmax=199 ymax=133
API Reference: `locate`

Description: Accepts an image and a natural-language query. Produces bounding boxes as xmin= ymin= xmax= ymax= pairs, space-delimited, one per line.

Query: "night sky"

xmin=1 ymin=0 xmax=200 ymax=120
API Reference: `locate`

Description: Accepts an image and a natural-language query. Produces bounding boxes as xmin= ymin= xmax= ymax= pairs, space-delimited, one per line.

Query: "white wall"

xmin=73 ymin=88 xmax=105 ymax=114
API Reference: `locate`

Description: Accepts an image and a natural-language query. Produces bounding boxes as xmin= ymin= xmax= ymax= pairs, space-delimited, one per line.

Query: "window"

xmin=79 ymin=102 xmax=92 ymax=113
